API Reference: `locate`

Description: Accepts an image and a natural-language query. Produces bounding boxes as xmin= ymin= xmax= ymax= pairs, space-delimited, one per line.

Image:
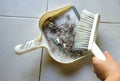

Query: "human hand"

xmin=92 ymin=51 xmax=120 ymax=81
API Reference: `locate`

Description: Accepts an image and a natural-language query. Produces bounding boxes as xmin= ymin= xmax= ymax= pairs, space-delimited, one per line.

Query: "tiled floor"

xmin=0 ymin=0 xmax=47 ymax=17
xmin=0 ymin=0 xmax=120 ymax=81
xmin=0 ymin=0 xmax=47 ymax=81
xmin=0 ymin=17 xmax=42 ymax=81
xmin=48 ymin=0 xmax=120 ymax=22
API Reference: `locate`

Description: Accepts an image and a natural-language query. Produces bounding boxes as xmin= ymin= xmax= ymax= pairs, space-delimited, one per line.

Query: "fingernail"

xmin=104 ymin=51 xmax=108 ymax=54
xmin=92 ymin=57 xmax=99 ymax=61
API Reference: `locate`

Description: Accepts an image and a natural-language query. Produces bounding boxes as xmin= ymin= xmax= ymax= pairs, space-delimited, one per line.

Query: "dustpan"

xmin=15 ymin=5 xmax=89 ymax=64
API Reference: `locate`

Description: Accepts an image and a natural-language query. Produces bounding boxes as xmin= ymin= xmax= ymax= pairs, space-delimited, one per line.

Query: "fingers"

xmin=92 ymin=57 xmax=107 ymax=80
xmin=92 ymin=51 xmax=113 ymax=66
xmin=92 ymin=56 xmax=104 ymax=65
xmin=92 ymin=51 xmax=111 ymax=64
xmin=96 ymin=73 xmax=105 ymax=81
xmin=92 ymin=51 xmax=120 ymax=81
xmin=92 ymin=51 xmax=113 ymax=63
xmin=92 ymin=56 xmax=106 ymax=71
xmin=104 ymin=51 xmax=113 ymax=60
xmin=92 ymin=53 xmax=108 ymax=80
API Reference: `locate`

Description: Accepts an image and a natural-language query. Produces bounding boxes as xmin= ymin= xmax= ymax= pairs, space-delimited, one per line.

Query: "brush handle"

xmin=92 ymin=42 xmax=106 ymax=61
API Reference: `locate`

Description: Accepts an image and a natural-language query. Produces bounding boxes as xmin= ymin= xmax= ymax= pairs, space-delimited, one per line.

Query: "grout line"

xmin=0 ymin=15 xmax=39 ymax=19
xmin=46 ymin=0 xmax=49 ymax=12
xmin=100 ymin=21 xmax=120 ymax=24
xmin=119 ymin=0 xmax=120 ymax=5
xmin=38 ymin=48 xmax=44 ymax=81
xmin=39 ymin=0 xmax=49 ymax=81
xmin=1 ymin=15 xmax=120 ymax=25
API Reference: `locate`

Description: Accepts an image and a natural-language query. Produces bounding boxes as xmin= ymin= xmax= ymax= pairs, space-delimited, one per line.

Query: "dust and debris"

xmin=43 ymin=15 xmax=85 ymax=60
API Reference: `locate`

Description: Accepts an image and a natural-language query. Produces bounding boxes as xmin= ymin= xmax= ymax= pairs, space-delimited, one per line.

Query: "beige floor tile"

xmin=47 ymin=0 xmax=120 ymax=22
xmin=0 ymin=0 xmax=47 ymax=17
xmin=97 ymin=23 xmax=120 ymax=63
xmin=40 ymin=48 xmax=99 ymax=81
xmin=84 ymin=0 xmax=120 ymax=23
xmin=0 ymin=17 xmax=42 ymax=81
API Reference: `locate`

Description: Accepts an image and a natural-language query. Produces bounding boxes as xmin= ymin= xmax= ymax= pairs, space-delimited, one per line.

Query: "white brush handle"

xmin=92 ymin=42 xmax=106 ymax=61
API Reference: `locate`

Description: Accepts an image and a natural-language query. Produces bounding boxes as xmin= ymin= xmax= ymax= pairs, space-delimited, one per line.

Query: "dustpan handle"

xmin=14 ymin=33 xmax=46 ymax=54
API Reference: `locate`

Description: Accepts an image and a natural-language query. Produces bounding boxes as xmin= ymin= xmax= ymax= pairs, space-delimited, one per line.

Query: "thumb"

xmin=92 ymin=51 xmax=111 ymax=64
xmin=92 ymin=57 xmax=105 ymax=65
xmin=92 ymin=57 xmax=106 ymax=70
xmin=92 ymin=57 xmax=106 ymax=75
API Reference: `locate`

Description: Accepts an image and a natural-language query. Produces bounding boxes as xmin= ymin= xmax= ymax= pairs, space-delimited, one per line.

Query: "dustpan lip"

xmin=38 ymin=5 xmax=72 ymax=28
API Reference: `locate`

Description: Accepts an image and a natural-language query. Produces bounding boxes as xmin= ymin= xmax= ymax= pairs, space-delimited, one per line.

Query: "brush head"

xmin=73 ymin=10 xmax=100 ymax=51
